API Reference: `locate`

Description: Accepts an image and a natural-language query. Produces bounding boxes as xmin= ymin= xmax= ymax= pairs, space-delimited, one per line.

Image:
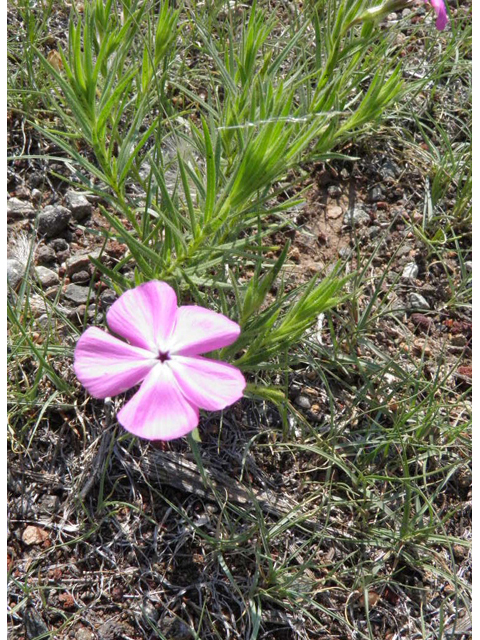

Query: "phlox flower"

xmin=74 ymin=281 xmax=246 ymax=440
xmin=425 ymin=0 xmax=448 ymax=31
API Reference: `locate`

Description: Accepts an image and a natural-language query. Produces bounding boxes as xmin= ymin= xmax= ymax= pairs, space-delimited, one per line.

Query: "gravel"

xmin=7 ymin=259 xmax=26 ymax=290
xmin=327 ymin=185 xmax=342 ymax=197
xmin=7 ymin=197 xmax=35 ymax=220
xmin=35 ymin=266 xmax=60 ymax=288
xmin=66 ymin=250 xmax=100 ymax=276
xmin=344 ymin=206 xmax=371 ymax=227
xmin=380 ymin=158 xmax=402 ymax=180
xmin=50 ymin=238 xmax=69 ymax=252
xmin=100 ymin=289 xmax=118 ymax=308
xmin=401 ymin=262 xmax=419 ymax=281
xmin=65 ymin=190 xmax=92 ymax=221
xmin=71 ymin=270 xmax=91 ymax=284
xmin=37 ymin=205 xmax=71 ymax=237
xmin=63 ymin=284 xmax=91 ymax=305
xmin=409 ymin=292 xmax=430 ymax=310
xmin=369 ymin=186 xmax=384 ymax=202
xmin=295 ymin=395 xmax=311 ymax=410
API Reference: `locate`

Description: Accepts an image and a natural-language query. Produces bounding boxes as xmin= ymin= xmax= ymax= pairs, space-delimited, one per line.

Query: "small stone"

xmin=15 ymin=184 xmax=31 ymax=199
xmin=88 ymin=308 xmax=103 ymax=322
xmin=63 ymin=284 xmax=90 ymax=305
xmin=290 ymin=382 xmax=302 ymax=395
xmin=289 ymin=247 xmax=300 ymax=262
xmin=75 ymin=627 xmax=95 ymax=640
xmin=450 ymin=335 xmax=467 ymax=347
xmin=58 ymin=592 xmax=75 ymax=610
xmin=67 ymin=305 xmax=87 ymax=324
xmin=401 ymin=262 xmax=419 ymax=281
xmin=457 ymin=365 xmax=472 ymax=380
xmin=66 ymin=254 xmax=90 ymax=276
xmin=409 ymin=293 xmax=430 ymax=310
xmin=158 ymin=616 xmax=190 ymax=640
xmin=71 ymin=270 xmax=91 ymax=284
xmin=98 ymin=620 xmax=126 ymax=640
xmin=31 ymin=189 xmax=42 ymax=204
xmin=389 ymin=298 xmax=405 ymax=318
xmin=57 ymin=250 xmax=70 ymax=263
xmin=308 ymin=404 xmax=322 ymax=422
xmin=7 ymin=259 xmax=26 ymax=290
xmin=37 ymin=205 xmax=71 ymax=237
xmin=100 ymin=289 xmax=118 ymax=308
xmin=380 ymin=158 xmax=402 ymax=180
xmin=387 ymin=12 xmax=398 ymax=21
xmin=66 ymin=250 xmax=100 ymax=276
xmin=344 ymin=206 xmax=370 ymax=227
xmin=327 ymin=204 xmax=343 ymax=219
xmin=35 ymin=244 xmax=56 ymax=265
xmin=369 ymin=186 xmax=384 ymax=203
xmin=22 ymin=525 xmax=49 ymax=546
xmin=456 ymin=468 xmax=472 ymax=489
xmin=413 ymin=339 xmax=432 ymax=357
xmin=65 ymin=191 xmax=92 ymax=221
xmin=24 ymin=607 xmax=49 ymax=640
xmin=396 ymin=244 xmax=413 ymax=258
xmin=367 ymin=226 xmax=380 ymax=240
xmin=411 ymin=313 xmax=433 ymax=333
xmin=327 ymin=185 xmax=342 ymax=197
xmin=464 ymin=261 xmax=472 ymax=273
xmin=105 ymin=240 xmax=127 ymax=258
xmin=35 ymin=266 xmax=60 ymax=288
xmin=28 ymin=172 xmax=43 ymax=188
xmin=338 ymin=247 xmax=350 ymax=259
xmin=295 ymin=395 xmax=311 ymax=410
xmin=50 ymin=238 xmax=69 ymax=252
xmin=142 ymin=600 xmax=160 ymax=623
xmin=7 ymin=197 xmax=35 ymax=220
xmin=453 ymin=544 xmax=469 ymax=561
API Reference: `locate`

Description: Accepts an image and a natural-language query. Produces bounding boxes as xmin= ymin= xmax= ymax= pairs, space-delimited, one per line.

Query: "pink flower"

xmin=74 ymin=281 xmax=246 ymax=440
xmin=425 ymin=0 xmax=448 ymax=31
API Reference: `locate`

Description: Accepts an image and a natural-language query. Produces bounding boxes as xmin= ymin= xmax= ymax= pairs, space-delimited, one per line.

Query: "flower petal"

xmin=169 ymin=306 xmax=241 ymax=356
xmin=74 ymin=327 xmax=157 ymax=399
xmin=117 ymin=364 xmax=199 ymax=440
xmin=169 ymin=355 xmax=246 ymax=411
xmin=427 ymin=0 xmax=448 ymax=30
xmin=107 ymin=281 xmax=178 ymax=352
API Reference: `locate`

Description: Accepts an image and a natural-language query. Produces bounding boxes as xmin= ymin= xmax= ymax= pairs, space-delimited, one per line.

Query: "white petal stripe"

xmin=74 ymin=327 xmax=157 ymax=399
xmin=117 ymin=364 xmax=199 ymax=440
xmin=168 ymin=355 xmax=246 ymax=411
xmin=169 ymin=306 xmax=241 ymax=356
xmin=107 ymin=281 xmax=178 ymax=352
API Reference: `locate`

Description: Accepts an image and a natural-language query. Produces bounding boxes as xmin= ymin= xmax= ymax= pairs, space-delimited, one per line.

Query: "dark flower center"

xmin=157 ymin=351 xmax=170 ymax=363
